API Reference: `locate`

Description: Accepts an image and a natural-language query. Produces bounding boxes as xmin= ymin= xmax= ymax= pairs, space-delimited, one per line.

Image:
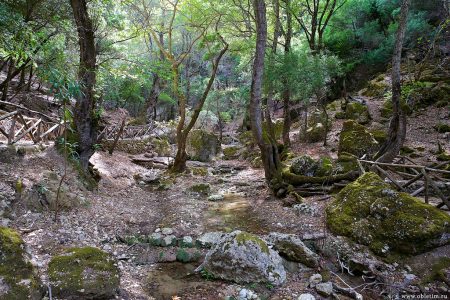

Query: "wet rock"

xmin=298 ymin=293 xmax=316 ymax=300
xmin=48 ymin=246 xmax=119 ymax=300
xmin=327 ymin=172 xmax=450 ymax=255
xmin=316 ymin=282 xmax=333 ymax=296
xmin=309 ymin=273 xmax=322 ymax=288
xmin=208 ymin=194 xmax=224 ymax=201
xmin=196 ymin=231 xmax=286 ymax=285
xmin=186 ymin=129 xmax=220 ymax=162
xmin=265 ymin=233 xmax=319 ymax=268
xmin=196 ymin=232 xmax=225 ymax=248
xmin=338 ymin=120 xmax=378 ymax=158
xmin=0 ymin=227 xmax=43 ymax=299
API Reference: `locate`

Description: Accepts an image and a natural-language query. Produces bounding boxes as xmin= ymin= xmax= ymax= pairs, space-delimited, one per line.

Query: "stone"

xmin=179 ymin=236 xmax=194 ymax=248
xmin=290 ymin=155 xmax=318 ymax=177
xmin=186 ymin=129 xmax=221 ymax=162
xmin=326 ymin=172 xmax=450 ymax=255
xmin=223 ymin=145 xmax=243 ymax=160
xmin=161 ymin=235 xmax=177 ymax=247
xmin=316 ymin=282 xmax=333 ymax=296
xmin=298 ymin=293 xmax=316 ymax=300
xmin=305 ymin=123 xmax=326 ymax=143
xmin=0 ymin=182 xmax=14 ymax=218
xmin=195 ymin=232 xmax=225 ymax=248
xmin=208 ymin=194 xmax=224 ymax=201
xmin=152 ymin=138 xmax=171 ymax=156
xmin=265 ymin=233 xmax=319 ymax=268
xmin=293 ymin=203 xmax=317 ymax=216
xmin=345 ymin=102 xmax=371 ymax=124
xmin=196 ymin=231 xmax=286 ymax=285
xmin=0 ymin=227 xmax=43 ymax=299
xmin=48 ymin=247 xmax=119 ymax=299
xmin=140 ymin=170 xmax=162 ymax=184
xmin=338 ymin=120 xmax=378 ymax=158
xmin=190 ymin=183 xmax=211 ymax=195
xmin=161 ymin=227 xmax=174 ymax=235
xmin=149 ymin=232 xmax=163 ymax=246
xmin=176 ymin=248 xmax=202 ymax=263
xmin=309 ymin=273 xmax=322 ymax=288
xmin=0 ymin=145 xmax=17 ymax=163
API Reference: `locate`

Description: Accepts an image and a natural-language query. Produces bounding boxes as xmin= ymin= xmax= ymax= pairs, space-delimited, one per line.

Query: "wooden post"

xmin=8 ymin=115 xmax=16 ymax=144
xmin=109 ymin=119 xmax=126 ymax=155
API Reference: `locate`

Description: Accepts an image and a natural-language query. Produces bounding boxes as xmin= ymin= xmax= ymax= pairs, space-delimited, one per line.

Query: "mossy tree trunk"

xmin=376 ymin=0 xmax=410 ymax=163
xmin=251 ymin=0 xmax=283 ymax=190
xmin=281 ymin=0 xmax=293 ymax=148
xmin=70 ymin=0 xmax=98 ymax=172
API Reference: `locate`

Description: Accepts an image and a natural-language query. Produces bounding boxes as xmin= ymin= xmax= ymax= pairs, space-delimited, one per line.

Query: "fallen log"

xmin=283 ymin=170 xmax=360 ymax=186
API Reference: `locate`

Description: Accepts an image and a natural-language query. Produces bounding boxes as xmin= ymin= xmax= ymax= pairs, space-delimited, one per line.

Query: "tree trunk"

xmin=251 ymin=0 xmax=283 ymax=189
xmin=282 ymin=0 xmax=292 ymax=147
xmin=1 ymin=61 xmax=14 ymax=102
xmin=376 ymin=0 xmax=410 ymax=163
xmin=70 ymin=0 xmax=98 ymax=172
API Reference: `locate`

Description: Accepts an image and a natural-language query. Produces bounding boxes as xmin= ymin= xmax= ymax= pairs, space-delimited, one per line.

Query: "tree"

xmin=375 ymin=0 xmax=410 ymax=163
xmin=70 ymin=0 xmax=98 ymax=172
xmin=250 ymin=0 xmax=283 ymax=189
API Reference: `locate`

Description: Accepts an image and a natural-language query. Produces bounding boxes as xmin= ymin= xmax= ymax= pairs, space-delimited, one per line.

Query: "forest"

xmin=0 ymin=0 xmax=449 ymax=299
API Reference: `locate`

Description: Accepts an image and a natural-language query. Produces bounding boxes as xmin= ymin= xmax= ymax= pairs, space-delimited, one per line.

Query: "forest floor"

xmin=1 ymin=72 xmax=449 ymax=299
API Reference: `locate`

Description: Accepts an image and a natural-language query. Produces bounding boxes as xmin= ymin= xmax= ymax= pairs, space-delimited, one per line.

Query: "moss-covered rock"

xmin=315 ymin=157 xmax=334 ymax=177
xmin=222 ymin=145 xmax=242 ymax=160
xmin=290 ymin=156 xmax=318 ymax=177
xmin=338 ymin=120 xmax=379 ymax=158
xmin=48 ymin=246 xmax=120 ymax=300
xmin=305 ymin=123 xmax=327 ymax=143
xmin=370 ymin=129 xmax=388 ymax=145
xmin=363 ymin=79 xmax=389 ymax=97
xmin=345 ymin=102 xmax=371 ymax=125
xmin=186 ymin=129 xmax=220 ymax=162
xmin=190 ymin=183 xmax=211 ymax=195
xmin=152 ymin=138 xmax=171 ymax=156
xmin=335 ymin=153 xmax=359 ymax=174
xmin=380 ymin=97 xmax=412 ymax=119
xmin=326 ymin=172 xmax=450 ymax=256
xmin=0 ymin=227 xmax=43 ymax=300
xmin=434 ymin=123 xmax=450 ymax=133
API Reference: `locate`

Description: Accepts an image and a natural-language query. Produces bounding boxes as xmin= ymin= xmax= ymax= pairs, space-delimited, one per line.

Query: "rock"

xmin=298 ymin=293 xmax=316 ymax=300
xmin=293 ymin=203 xmax=317 ymax=216
xmin=0 ymin=227 xmax=43 ymax=299
xmin=189 ymin=110 xmax=219 ymax=132
xmin=152 ymin=138 xmax=171 ymax=156
xmin=196 ymin=232 xmax=225 ymax=248
xmin=265 ymin=233 xmax=319 ymax=268
xmin=316 ymin=282 xmax=333 ymax=296
xmin=190 ymin=183 xmax=211 ymax=195
xmin=179 ymin=236 xmax=194 ymax=248
xmin=176 ymin=248 xmax=202 ymax=263
xmin=196 ymin=231 xmax=286 ymax=285
xmin=186 ymin=129 xmax=220 ymax=162
xmin=0 ymin=182 xmax=14 ymax=218
xmin=208 ymin=194 xmax=224 ymax=201
xmin=338 ymin=120 xmax=378 ymax=158
xmin=140 ymin=169 xmax=162 ymax=184
xmin=161 ymin=235 xmax=177 ymax=247
xmin=309 ymin=273 xmax=322 ymax=287
xmin=345 ymin=102 xmax=371 ymax=124
xmin=305 ymin=123 xmax=326 ymax=143
xmin=48 ymin=247 xmax=119 ymax=299
xmin=363 ymin=78 xmax=389 ymax=97
xmin=223 ymin=145 xmax=243 ymax=160
xmin=149 ymin=232 xmax=163 ymax=246
xmin=335 ymin=152 xmax=359 ymax=174
xmin=0 ymin=145 xmax=17 ymax=163
xmin=161 ymin=227 xmax=174 ymax=235
xmin=290 ymin=155 xmax=318 ymax=177
xmin=327 ymin=172 xmax=450 ymax=255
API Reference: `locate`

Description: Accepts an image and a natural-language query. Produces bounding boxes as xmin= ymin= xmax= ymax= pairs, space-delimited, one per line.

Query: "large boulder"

xmin=186 ymin=129 xmax=220 ymax=162
xmin=265 ymin=233 xmax=319 ymax=268
xmin=338 ymin=120 xmax=378 ymax=158
xmin=344 ymin=102 xmax=371 ymax=125
xmin=48 ymin=247 xmax=120 ymax=299
xmin=196 ymin=231 xmax=286 ymax=285
xmin=326 ymin=172 xmax=450 ymax=256
xmin=0 ymin=227 xmax=43 ymax=299
xmin=290 ymin=155 xmax=334 ymax=177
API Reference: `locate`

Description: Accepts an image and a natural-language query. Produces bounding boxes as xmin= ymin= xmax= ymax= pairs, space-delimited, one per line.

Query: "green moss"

xmin=48 ymin=247 xmax=119 ymax=299
xmin=316 ymin=157 xmax=334 ymax=177
xmin=191 ymin=167 xmax=208 ymax=176
xmin=326 ymin=173 xmax=450 ymax=256
xmin=187 ymin=129 xmax=220 ymax=162
xmin=190 ymin=183 xmax=211 ymax=194
xmin=436 ymin=152 xmax=450 ymax=161
xmin=338 ymin=120 xmax=378 ymax=158
xmin=335 ymin=111 xmax=346 ymax=119
xmin=345 ymin=102 xmax=371 ymax=125
xmin=400 ymin=146 xmax=415 ymax=155
xmin=0 ymin=227 xmax=42 ymax=299
xmin=370 ymin=130 xmax=388 ymax=145
xmin=235 ymin=232 xmax=270 ymax=254
xmin=223 ymin=146 xmax=241 ymax=160
xmin=423 ymin=258 xmax=450 ymax=284
xmin=434 ymin=123 xmax=450 ymax=133
xmin=153 ymin=138 xmax=171 ymax=156
xmin=363 ymin=79 xmax=388 ymax=97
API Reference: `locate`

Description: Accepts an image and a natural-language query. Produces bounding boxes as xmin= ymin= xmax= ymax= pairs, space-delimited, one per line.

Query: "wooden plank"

xmin=17 ymin=113 xmax=37 ymax=143
xmin=422 ymin=172 xmax=450 ymax=209
xmin=109 ymin=119 xmax=126 ymax=155
xmin=402 ymin=172 xmax=424 ymax=189
xmin=39 ymin=122 xmax=61 ymax=140
xmin=359 ymin=160 xmax=450 ymax=174
xmin=8 ymin=115 xmax=16 ymax=144
xmin=13 ymin=119 xmax=42 ymax=144
xmin=411 ymin=186 xmax=424 ymax=196
xmin=0 ymin=110 xmax=17 ymax=122
xmin=375 ymin=165 xmax=406 ymax=191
